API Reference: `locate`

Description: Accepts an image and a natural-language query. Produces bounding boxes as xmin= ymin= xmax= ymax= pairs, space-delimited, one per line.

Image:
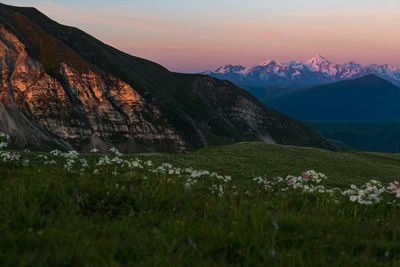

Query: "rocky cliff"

xmin=0 ymin=22 xmax=185 ymax=152
xmin=0 ymin=3 xmax=335 ymax=152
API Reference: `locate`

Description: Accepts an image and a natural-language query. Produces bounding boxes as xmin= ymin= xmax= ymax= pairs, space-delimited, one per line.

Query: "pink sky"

xmin=3 ymin=0 xmax=400 ymax=72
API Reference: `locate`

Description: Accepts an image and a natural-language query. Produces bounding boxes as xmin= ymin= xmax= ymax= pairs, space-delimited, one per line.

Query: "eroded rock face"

xmin=0 ymin=24 xmax=186 ymax=152
xmin=192 ymin=77 xmax=279 ymax=143
xmin=191 ymin=77 xmax=334 ymax=149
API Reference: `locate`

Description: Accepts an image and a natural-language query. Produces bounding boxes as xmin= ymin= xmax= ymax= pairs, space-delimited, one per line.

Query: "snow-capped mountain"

xmin=201 ymin=55 xmax=400 ymax=89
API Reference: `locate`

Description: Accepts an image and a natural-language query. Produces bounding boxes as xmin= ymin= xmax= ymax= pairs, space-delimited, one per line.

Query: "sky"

xmin=2 ymin=0 xmax=400 ymax=73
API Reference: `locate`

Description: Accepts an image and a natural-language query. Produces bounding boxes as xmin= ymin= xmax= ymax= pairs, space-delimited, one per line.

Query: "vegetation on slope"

xmin=1 ymin=138 xmax=400 ymax=265
xmin=237 ymin=84 xmax=289 ymax=101
xmin=307 ymin=121 xmax=400 ymax=153
xmin=141 ymin=142 xmax=400 ymax=189
xmin=11 ymin=12 xmax=94 ymax=73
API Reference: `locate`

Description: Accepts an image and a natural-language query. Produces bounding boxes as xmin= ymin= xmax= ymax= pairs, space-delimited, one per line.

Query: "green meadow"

xmin=1 ymin=142 xmax=400 ymax=265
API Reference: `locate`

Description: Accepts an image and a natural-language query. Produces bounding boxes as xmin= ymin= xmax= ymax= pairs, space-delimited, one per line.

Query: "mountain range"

xmin=0 ymin=3 xmax=334 ymax=153
xmin=202 ymin=55 xmax=400 ymax=93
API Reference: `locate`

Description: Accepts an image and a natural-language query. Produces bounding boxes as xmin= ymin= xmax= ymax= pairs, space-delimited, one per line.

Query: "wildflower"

xmin=90 ymin=148 xmax=99 ymax=153
xmin=64 ymin=150 xmax=79 ymax=159
xmin=349 ymin=196 xmax=357 ymax=202
xmin=10 ymin=154 xmax=20 ymax=161
xmin=0 ymin=142 xmax=8 ymax=149
xmin=50 ymin=149 xmax=62 ymax=156
xmin=110 ymin=147 xmax=123 ymax=156
xmin=272 ymin=221 xmax=279 ymax=230
xmin=0 ymin=132 xmax=10 ymax=140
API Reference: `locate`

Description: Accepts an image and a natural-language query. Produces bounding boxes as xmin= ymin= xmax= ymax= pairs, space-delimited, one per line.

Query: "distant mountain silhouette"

xmin=264 ymin=75 xmax=400 ymax=121
xmin=308 ymin=121 xmax=400 ymax=153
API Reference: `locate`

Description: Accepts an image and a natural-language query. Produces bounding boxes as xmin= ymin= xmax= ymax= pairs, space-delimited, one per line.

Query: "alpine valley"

xmin=0 ymin=3 xmax=335 ymax=153
xmin=203 ymin=56 xmax=400 ymax=153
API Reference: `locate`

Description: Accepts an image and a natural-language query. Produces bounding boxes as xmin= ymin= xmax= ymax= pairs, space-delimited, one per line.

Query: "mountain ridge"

xmin=202 ymin=55 xmax=400 ymax=92
xmin=0 ymin=3 xmax=335 ymax=152
xmin=263 ymin=74 xmax=400 ymax=121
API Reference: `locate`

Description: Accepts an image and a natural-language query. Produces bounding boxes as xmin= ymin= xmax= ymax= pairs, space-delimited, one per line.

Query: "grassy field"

xmin=1 ymin=142 xmax=400 ymax=265
xmin=139 ymin=142 xmax=400 ymax=189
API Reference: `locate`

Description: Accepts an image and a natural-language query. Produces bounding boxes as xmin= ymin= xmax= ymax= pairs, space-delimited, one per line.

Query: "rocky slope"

xmin=203 ymin=55 xmax=400 ymax=93
xmin=0 ymin=3 xmax=335 ymax=152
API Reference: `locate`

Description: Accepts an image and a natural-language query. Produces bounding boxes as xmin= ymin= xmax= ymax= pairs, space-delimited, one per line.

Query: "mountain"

xmin=307 ymin=121 xmax=400 ymax=153
xmin=202 ymin=55 xmax=400 ymax=96
xmin=245 ymin=85 xmax=289 ymax=101
xmin=264 ymin=75 xmax=400 ymax=121
xmin=0 ymin=3 xmax=335 ymax=152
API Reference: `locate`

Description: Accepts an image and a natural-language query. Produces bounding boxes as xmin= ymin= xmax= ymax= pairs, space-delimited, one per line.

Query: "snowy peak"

xmin=304 ymin=55 xmax=332 ymax=65
xmin=369 ymin=64 xmax=399 ymax=72
xmin=260 ymin=59 xmax=278 ymax=66
xmin=285 ymin=60 xmax=305 ymax=70
xmin=344 ymin=61 xmax=363 ymax=68
xmin=251 ymin=60 xmax=287 ymax=72
xmin=303 ymin=55 xmax=334 ymax=74
xmin=214 ymin=64 xmax=246 ymax=74
xmin=203 ymin=56 xmax=400 ymax=89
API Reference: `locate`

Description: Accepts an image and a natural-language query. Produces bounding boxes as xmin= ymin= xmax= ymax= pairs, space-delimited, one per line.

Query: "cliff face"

xmin=0 ymin=24 xmax=185 ymax=152
xmin=191 ymin=77 xmax=335 ymax=149
xmin=0 ymin=4 xmax=335 ymax=152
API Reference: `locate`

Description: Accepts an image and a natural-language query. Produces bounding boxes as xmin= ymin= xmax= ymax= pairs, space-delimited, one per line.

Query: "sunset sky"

xmin=3 ymin=0 xmax=400 ymax=72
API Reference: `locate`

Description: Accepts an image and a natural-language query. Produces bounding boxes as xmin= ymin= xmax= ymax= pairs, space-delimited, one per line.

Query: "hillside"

xmin=2 ymin=141 xmax=400 ymax=265
xmin=240 ymin=85 xmax=289 ymax=102
xmin=0 ymin=3 xmax=334 ymax=153
xmin=264 ymin=75 xmax=400 ymax=121
xmin=140 ymin=142 xmax=400 ymax=188
xmin=307 ymin=121 xmax=400 ymax=153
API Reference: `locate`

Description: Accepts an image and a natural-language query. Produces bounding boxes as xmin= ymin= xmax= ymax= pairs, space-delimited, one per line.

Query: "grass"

xmin=1 ymin=143 xmax=400 ymax=265
xmin=138 ymin=142 xmax=400 ymax=189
